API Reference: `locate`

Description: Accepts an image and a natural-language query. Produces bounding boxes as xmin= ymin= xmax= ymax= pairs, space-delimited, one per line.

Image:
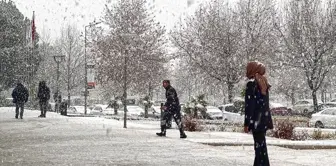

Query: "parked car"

xmin=125 ymin=105 xmax=144 ymax=117
xmin=68 ymin=106 xmax=90 ymax=114
xmin=220 ymin=103 xmax=244 ymax=123
xmin=0 ymin=98 xmax=15 ymax=107
xmin=91 ymin=104 xmax=107 ymax=116
xmin=102 ymin=104 xmax=118 ymax=115
xmin=218 ymin=104 xmax=240 ymax=114
xmin=309 ymin=108 xmax=336 ymax=128
xmin=318 ymin=102 xmax=336 ymax=110
xmin=292 ymin=100 xmax=314 ymax=115
xmin=205 ymin=106 xmax=223 ymax=120
xmin=270 ymin=102 xmax=292 ymax=116
xmin=147 ymin=105 xmax=161 ymax=119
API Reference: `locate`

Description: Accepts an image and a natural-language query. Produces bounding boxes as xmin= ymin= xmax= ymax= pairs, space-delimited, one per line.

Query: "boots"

xmin=156 ymin=132 xmax=166 ymax=137
xmin=156 ymin=125 xmax=166 ymax=137
xmin=179 ymin=128 xmax=187 ymax=139
xmin=15 ymin=114 xmax=18 ymax=119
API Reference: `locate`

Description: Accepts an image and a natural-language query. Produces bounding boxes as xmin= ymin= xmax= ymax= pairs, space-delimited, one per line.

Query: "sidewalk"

xmin=1 ymin=107 xmax=336 ymax=166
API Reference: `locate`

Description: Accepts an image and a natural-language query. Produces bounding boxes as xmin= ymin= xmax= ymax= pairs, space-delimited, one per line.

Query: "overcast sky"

xmin=12 ymin=0 xmax=205 ymax=41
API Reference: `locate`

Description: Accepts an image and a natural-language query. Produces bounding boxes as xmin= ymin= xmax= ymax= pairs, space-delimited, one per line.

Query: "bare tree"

xmin=171 ymin=1 xmax=240 ymax=103
xmin=235 ymin=0 xmax=277 ymax=61
xmin=97 ymin=0 xmax=167 ymax=120
xmin=57 ymin=25 xmax=84 ymax=106
xmin=271 ymin=66 xmax=305 ymax=105
xmin=275 ymin=0 xmax=336 ymax=112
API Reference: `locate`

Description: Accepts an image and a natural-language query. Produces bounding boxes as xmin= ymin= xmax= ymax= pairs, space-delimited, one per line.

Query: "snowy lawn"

xmin=2 ymin=107 xmax=336 ymax=165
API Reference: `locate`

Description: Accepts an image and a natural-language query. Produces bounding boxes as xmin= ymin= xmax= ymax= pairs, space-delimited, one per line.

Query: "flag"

xmin=31 ymin=11 xmax=36 ymax=44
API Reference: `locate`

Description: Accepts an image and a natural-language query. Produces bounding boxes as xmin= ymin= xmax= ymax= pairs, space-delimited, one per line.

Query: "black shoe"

xmin=20 ymin=116 xmax=23 ymax=119
xmin=15 ymin=115 xmax=18 ymax=119
xmin=156 ymin=132 xmax=166 ymax=137
xmin=38 ymin=115 xmax=44 ymax=118
xmin=180 ymin=134 xmax=187 ymax=139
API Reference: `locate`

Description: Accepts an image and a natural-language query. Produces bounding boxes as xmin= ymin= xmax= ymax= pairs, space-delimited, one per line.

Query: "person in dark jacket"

xmin=37 ymin=81 xmax=50 ymax=118
xmin=156 ymin=80 xmax=187 ymax=138
xmin=11 ymin=82 xmax=29 ymax=119
xmin=244 ymin=61 xmax=273 ymax=166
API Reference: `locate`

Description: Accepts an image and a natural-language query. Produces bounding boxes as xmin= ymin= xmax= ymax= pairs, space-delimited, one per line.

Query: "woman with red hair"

xmin=244 ymin=61 xmax=273 ymax=166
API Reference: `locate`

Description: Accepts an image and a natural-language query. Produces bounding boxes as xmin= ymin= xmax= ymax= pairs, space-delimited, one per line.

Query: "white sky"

xmin=12 ymin=0 xmax=205 ymax=41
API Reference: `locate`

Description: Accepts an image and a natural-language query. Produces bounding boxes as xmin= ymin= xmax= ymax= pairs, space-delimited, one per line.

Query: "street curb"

xmin=199 ymin=142 xmax=336 ymax=150
xmin=64 ymin=114 xmax=97 ymax=117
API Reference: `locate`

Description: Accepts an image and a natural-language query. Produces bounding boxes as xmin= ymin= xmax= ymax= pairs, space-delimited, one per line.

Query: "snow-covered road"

xmin=1 ymin=107 xmax=336 ymax=166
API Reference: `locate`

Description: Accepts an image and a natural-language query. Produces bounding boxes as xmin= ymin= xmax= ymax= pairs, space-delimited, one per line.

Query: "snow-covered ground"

xmin=1 ymin=107 xmax=336 ymax=166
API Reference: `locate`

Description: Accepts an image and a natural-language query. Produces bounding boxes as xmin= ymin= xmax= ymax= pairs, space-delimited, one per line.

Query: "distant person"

xmin=53 ymin=92 xmax=62 ymax=113
xmin=37 ymin=81 xmax=50 ymax=118
xmin=156 ymin=80 xmax=187 ymax=138
xmin=244 ymin=61 xmax=273 ymax=166
xmin=11 ymin=82 xmax=29 ymax=119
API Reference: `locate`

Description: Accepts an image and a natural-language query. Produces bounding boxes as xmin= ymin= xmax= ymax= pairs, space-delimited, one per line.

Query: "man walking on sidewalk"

xmin=156 ymin=80 xmax=187 ymax=138
xmin=11 ymin=82 xmax=29 ymax=119
xmin=37 ymin=81 xmax=50 ymax=118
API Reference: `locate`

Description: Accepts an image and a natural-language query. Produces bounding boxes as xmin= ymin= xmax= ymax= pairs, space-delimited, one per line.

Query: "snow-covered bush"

xmin=271 ymin=119 xmax=295 ymax=140
xmin=183 ymin=116 xmax=203 ymax=132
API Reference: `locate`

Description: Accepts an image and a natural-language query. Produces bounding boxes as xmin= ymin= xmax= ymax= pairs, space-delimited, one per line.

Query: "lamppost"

xmin=84 ymin=21 xmax=101 ymax=115
xmin=53 ymin=55 xmax=65 ymax=113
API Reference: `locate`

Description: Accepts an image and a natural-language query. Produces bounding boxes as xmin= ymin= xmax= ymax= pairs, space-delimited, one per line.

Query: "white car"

xmin=126 ymin=105 xmax=145 ymax=117
xmin=68 ymin=106 xmax=90 ymax=114
xmin=309 ymin=108 xmax=336 ymax=128
xmin=151 ymin=105 xmax=161 ymax=113
xmin=220 ymin=104 xmax=244 ymax=123
xmin=91 ymin=104 xmax=107 ymax=116
xmin=206 ymin=106 xmax=223 ymax=120
xmin=292 ymin=100 xmax=321 ymax=115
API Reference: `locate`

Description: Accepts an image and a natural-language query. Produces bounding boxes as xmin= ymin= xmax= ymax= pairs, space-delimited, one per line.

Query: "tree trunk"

xmin=144 ymin=105 xmax=148 ymax=118
xmin=227 ymin=82 xmax=234 ymax=103
xmin=193 ymin=108 xmax=198 ymax=118
xmin=290 ymin=90 xmax=295 ymax=106
xmin=321 ymin=89 xmax=325 ymax=103
xmin=148 ymin=82 xmax=152 ymax=100
xmin=68 ymin=94 xmax=71 ymax=108
xmin=114 ymin=108 xmax=118 ymax=115
xmin=312 ymin=90 xmax=318 ymax=113
xmin=222 ymin=88 xmax=226 ymax=104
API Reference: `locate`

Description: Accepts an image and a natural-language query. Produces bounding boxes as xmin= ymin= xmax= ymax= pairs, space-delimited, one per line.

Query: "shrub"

xmin=311 ymin=130 xmax=336 ymax=140
xmin=272 ymin=119 xmax=295 ymax=140
xmin=232 ymin=126 xmax=244 ymax=133
xmin=312 ymin=129 xmax=323 ymax=140
xmin=183 ymin=116 xmax=203 ymax=132
xmin=217 ymin=124 xmax=226 ymax=132
xmin=292 ymin=130 xmax=309 ymax=140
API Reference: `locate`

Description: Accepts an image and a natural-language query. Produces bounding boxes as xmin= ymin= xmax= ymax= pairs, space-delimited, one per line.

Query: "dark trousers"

xmin=15 ymin=102 xmax=24 ymax=118
xmin=161 ymin=111 xmax=185 ymax=134
xmin=40 ymin=101 xmax=48 ymax=116
xmin=252 ymin=131 xmax=270 ymax=166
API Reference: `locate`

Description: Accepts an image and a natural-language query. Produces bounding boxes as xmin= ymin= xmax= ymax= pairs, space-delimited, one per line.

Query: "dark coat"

xmin=244 ymin=79 xmax=273 ymax=132
xmin=38 ymin=83 xmax=50 ymax=102
xmin=11 ymin=84 xmax=29 ymax=103
xmin=164 ymin=85 xmax=180 ymax=112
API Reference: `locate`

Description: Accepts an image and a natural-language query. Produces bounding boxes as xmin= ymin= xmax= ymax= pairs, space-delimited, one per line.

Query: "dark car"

xmin=270 ymin=103 xmax=292 ymax=116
